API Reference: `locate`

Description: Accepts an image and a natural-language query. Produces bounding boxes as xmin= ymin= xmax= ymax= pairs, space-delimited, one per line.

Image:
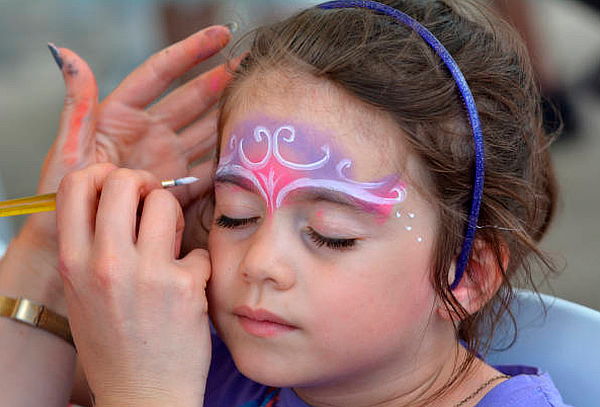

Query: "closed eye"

xmin=215 ymin=215 xmax=260 ymax=229
xmin=306 ymin=227 xmax=358 ymax=251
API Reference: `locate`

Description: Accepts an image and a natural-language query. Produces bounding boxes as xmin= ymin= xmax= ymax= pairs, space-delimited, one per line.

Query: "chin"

xmin=232 ymin=349 xmax=298 ymax=387
xmin=225 ymin=339 xmax=316 ymax=388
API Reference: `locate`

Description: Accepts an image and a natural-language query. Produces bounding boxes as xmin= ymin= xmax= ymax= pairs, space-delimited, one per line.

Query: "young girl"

xmin=0 ymin=1 xmax=571 ymax=406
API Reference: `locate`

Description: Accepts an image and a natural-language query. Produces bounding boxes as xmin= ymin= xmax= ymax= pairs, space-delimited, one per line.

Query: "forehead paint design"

xmin=217 ymin=118 xmax=407 ymax=216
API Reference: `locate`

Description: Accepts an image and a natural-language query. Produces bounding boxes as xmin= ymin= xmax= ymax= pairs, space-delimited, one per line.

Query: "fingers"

xmin=45 ymin=45 xmax=99 ymax=183
xmin=137 ymin=189 xmax=185 ymax=260
xmin=107 ymin=25 xmax=231 ymax=109
xmin=58 ymin=164 xmax=193 ymax=284
xmin=56 ymin=163 xmax=117 ymax=273
xmin=94 ymin=169 xmax=162 ymax=251
xmin=147 ymin=63 xmax=232 ymax=131
xmin=179 ymin=109 xmax=219 ymax=162
xmin=178 ymin=249 xmax=212 ymax=286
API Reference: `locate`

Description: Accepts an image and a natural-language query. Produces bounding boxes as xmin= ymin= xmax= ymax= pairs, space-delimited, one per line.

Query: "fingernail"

xmin=223 ymin=22 xmax=239 ymax=34
xmin=47 ymin=42 xmax=63 ymax=70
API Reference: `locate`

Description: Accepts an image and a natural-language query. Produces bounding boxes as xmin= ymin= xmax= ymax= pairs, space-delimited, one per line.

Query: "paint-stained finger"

xmin=50 ymin=45 xmax=99 ymax=169
xmin=106 ymin=25 xmax=231 ymax=109
xmin=147 ymin=63 xmax=232 ymax=131
xmin=148 ymin=52 xmax=245 ymax=131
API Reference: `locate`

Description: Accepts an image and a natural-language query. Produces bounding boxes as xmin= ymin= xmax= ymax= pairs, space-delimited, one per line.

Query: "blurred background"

xmin=0 ymin=0 xmax=599 ymax=309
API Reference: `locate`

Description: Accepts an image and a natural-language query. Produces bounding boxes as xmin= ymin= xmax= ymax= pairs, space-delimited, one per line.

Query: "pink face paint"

xmin=62 ymin=99 xmax=89 ymax=166
xmin=217 ymin=117 xmax=407 ymax=217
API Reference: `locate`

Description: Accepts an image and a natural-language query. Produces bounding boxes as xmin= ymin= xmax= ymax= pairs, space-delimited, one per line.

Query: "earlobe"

xmin=438 ymin=240 xmax=507 ymax=322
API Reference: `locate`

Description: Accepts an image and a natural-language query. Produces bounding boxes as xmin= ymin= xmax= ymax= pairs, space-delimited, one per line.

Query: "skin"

xmin=56 ymin=164 xmax=212 ymax=407
xmin=208 ymin=70 xmax=506 ymax=407
xmin=0 ymin=25 xmax=234 ymax=407
xmin=0 ymin=25 xmax=506 ymax=406
xmin=216 ymin=116 xmax=408 ymax=217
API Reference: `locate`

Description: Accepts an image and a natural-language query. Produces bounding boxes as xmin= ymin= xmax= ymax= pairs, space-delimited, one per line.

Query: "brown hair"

xmin=214 ymin=0 xmax=559 ymax=402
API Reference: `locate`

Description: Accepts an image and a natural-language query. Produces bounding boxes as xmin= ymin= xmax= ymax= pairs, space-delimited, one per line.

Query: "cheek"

xmin=307 ymin=245 xmax=436 ymax=349
xmin=207 ymin=230 xmax=240 ymax=305
xmin=315 ymin=274 xmax=430 ymax=333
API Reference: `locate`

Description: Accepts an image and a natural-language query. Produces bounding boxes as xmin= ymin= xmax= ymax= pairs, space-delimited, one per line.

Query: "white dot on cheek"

xmin=405 ymin=226 xmax=413 ymax=231
xmin=408 ymin=213 xmax=416 ymax=219
xmin=417 ymin=237 xmax=424 ymax=243
xmin=395 ymin=211 xmax=402 ymax=218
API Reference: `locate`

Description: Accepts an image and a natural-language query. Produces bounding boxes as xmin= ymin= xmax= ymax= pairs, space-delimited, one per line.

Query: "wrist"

xmin=92 ymin=378 xmax=206 ymax=407
xmin=0 ymin=229 xmax=66 ymax=314
xmin=95 ymin=393 xmax=203 ymax=407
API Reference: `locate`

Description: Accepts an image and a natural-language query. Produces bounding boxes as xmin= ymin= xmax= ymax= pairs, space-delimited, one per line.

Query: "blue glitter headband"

xmin=317 ymin=0 xmax=485 ymax=290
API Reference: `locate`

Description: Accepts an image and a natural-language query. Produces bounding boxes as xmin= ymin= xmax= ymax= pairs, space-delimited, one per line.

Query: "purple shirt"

xmin=204 ymin=334 xmax=572 ymax=407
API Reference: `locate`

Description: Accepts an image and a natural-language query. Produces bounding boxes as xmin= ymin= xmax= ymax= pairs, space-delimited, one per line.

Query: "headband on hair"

xmin=317 ymin=0 xmax=485 ymax=290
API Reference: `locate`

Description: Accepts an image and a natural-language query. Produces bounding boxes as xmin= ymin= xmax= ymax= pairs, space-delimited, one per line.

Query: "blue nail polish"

xmin=47 ymin=43 xmax=63 ymax=70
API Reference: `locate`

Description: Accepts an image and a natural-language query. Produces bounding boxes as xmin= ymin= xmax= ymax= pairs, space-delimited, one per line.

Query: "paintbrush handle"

xmin=0 ymin=193 xmax=57 ymax=217
xmin=0 ymin=176 xmax=200 ymax=218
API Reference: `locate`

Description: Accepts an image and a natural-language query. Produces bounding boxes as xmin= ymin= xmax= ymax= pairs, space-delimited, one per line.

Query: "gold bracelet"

xmin=0 ymin=294 xmax=74 ymax=347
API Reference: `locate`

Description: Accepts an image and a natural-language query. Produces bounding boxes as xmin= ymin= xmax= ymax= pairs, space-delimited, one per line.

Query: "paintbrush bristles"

xmin=160 ymin=176 xmax=200 ymax=188
xmin=174 ymin=176 xmax=200 ymax=186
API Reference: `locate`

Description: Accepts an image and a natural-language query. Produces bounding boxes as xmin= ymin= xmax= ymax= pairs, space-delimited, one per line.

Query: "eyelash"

xmin=306 ymin=227 xmax=357 ymax=251
xmin=215 ymin=215 xmax=358 ymax=251
xmin=215 ymin=215 xmax=259 ymax=229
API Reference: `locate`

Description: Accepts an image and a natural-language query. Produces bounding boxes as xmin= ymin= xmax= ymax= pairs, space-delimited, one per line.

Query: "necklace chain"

xmin=453 ymin=374 xmax=510 ymax=407
xmin=262 ymin=374 xmax=510 ymax=407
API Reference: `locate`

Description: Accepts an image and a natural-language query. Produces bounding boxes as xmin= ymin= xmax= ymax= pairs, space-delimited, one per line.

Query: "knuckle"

xmin=106 ymin=168 xmax=144 ymax=190
xmin=95 ymin=162 xmax=118 ymax=173
xmin=60 ymin=169 xmax=86 ymax=190
xmin=145 ymin=189 xmax=182 ymax=219
xmin=107 ymin=167 xmax=136 ymax=181
xmin=57 ymin=171 xmax=88 ymax=204
xmin=59 ymin=163 xmax=116 ymax=193
xmin=57 ymin=250 xmax=80 ymax=281
xmin=174 ymin=271 xmax=195 ymax=292
xmin=146 ymin=188 xmax=175 ymax=206
xmin=169 ymin=271 xmax=198 ymax=301
xmin=147 ymin=54 xmax=173 ymax=87
xmin=90 ymin=255 xmax=122 ymax=291
xmin=171 ymin=271 xmax=209 ymax=313
xmin=185 ymin=249 xmax=211 ymax=281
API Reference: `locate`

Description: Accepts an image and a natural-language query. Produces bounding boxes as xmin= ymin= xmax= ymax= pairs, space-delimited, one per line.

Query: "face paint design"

xmin=397 ymin=210 xmax=424 ymax=243
xmin=217 ymin=118 xmax=407 ymax=217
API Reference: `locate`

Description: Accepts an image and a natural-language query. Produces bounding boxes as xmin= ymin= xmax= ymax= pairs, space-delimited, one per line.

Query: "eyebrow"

xmin=214 ymin=173 xmax=384 ymax=216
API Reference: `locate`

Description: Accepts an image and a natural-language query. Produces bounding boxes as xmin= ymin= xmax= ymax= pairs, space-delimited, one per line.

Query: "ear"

xmin=438 ymin=240 xmax=508 ymax=321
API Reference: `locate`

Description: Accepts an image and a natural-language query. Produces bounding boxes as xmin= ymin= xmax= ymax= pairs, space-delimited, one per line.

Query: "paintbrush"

xmin=0 ymin=176 xmax=200 ymax=217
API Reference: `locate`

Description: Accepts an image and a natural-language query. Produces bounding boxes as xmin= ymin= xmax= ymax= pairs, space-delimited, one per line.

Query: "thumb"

xmin=39 ymin=44 xmax=99 ymax=193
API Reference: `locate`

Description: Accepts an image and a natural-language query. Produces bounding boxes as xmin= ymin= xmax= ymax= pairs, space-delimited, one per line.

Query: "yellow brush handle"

xmin=0 ymin=177 xmax=199 ymax=218
xmin=0 ymin=193 xmax=57 ymax=217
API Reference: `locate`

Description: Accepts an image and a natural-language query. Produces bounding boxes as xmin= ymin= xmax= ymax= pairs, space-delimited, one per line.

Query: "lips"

xmin=233 ymin=306 xmax=297 ymax=337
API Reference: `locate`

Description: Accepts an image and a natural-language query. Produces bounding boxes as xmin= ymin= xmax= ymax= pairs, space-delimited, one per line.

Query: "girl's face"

xmin=207 ymin=72 xmax=451 ymax=391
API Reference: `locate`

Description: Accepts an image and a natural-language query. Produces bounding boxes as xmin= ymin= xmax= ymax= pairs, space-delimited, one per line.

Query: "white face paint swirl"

xmin=217 ymin=119 xmax=407 ymax=216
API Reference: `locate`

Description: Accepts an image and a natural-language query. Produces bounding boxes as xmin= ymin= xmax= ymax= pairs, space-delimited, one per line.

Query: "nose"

xmin=239 ymin=216 xmax=297 ymax=291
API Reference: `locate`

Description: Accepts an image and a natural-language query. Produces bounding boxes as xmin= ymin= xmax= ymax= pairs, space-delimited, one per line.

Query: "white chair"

xmin=485 ymin=289 xmax=600 ymax=407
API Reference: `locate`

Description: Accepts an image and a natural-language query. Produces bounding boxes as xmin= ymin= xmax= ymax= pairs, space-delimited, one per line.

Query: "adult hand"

xmin=3 ymin=25 xmax=232 ymax=312
xmin=57 ymin=164 xmax=212 ymax=407
xmin=39 ymin=24 xmax=232 ymax=244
